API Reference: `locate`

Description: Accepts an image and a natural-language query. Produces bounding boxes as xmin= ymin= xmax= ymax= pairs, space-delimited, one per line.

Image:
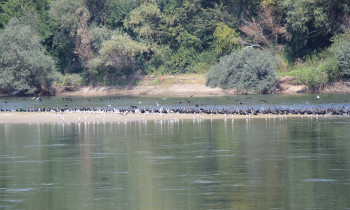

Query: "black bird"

xmin=225 ymin=96 xmax=230 ymax=99
xmin=260 ymin=100 xmax=268 ymax=103
xmin=179 ymin=101 xmax=183 ymax=104
xmin=185 ymin=99 xmax=191 ymax=103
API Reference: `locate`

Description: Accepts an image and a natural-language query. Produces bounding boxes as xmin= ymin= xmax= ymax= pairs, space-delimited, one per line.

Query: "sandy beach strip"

xmin=0 ymin=112 xmax=343 ymax=124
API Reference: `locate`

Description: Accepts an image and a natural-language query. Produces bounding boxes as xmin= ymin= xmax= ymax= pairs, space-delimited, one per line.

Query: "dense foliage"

xmin=0 ymin=19 xmax=57 ymax=95
xmin=206 ymin=48 xmax=278 ymax=93
xmin=0 ymin=0 xmax=350 ymax=94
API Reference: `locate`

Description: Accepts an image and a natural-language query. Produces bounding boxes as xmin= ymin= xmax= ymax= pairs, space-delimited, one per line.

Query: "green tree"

xmin=90 ymin=34 xmax=149 ymax=84
xmin=106 ymin=0 xmax=140 ymax=28
xmin=0 ymin=0 xmax=32 ymax=28
xmin=124 ymin=3 xmax=163 ymax=39
xmin=213 ymin=22 xmax=240 ymax=56
xmin=0 ymin=19 xmax=57 ymax=95
xmin=0 ymin=0 xmax=55 ymax=43
xmin=283 ymin=0 xmax=350 ymax=62
xmin=206 ymin=48 xmax=278 ymax=93
xmin=85 ymin=0 xmax=111 ymax=25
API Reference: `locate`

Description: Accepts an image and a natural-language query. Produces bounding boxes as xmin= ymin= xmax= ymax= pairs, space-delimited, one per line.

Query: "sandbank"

xmin=0 ymin=112 xmax=342 ymax=124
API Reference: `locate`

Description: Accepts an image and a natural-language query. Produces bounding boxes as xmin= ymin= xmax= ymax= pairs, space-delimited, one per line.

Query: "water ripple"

xmin=303 ymin=179 xmax=337 ymax=182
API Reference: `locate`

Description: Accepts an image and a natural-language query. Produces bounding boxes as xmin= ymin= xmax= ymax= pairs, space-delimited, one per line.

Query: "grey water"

xmin=1 ymin=93 xmax=350 ymax=111
xmin=1 ymin=95 xmax=350 ymax=209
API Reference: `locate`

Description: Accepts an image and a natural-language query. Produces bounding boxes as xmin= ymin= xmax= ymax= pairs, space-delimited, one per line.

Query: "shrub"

xmin=206 ymin=48 xmax=278 ymax=94
xmin=56 ymin=73 xmax=83 ymax=86
xmin=295 ymin=66 xmax=328 ymax=90
xmin=280 ymin=49 xmax=338 ymax=90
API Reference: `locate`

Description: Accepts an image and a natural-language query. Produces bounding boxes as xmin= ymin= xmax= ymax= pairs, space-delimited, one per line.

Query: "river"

xmin=1 ymin=94 xmax=350 ymax=209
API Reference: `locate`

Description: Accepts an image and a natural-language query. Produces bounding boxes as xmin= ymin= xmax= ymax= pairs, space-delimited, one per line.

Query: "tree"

xmin=74 ymin=7 xmax=95 ymax=83
xmin=106 ymin=0 xmax=140 ymax=28
xmin=0 ymin=19 xmax=57 ymax=95
xmin=85 ymin=0 xmax=111 ymax=25
xmin=213 ymin=22 xmax=240 ymax=56
xmin=90 ymin=34 xmax=149 ymax=84
xmin=239 ymin=5 xmax=290 ymax=51
xmin=49 ymin=0 xmax=86 ymax=73
xmin=0 ymin=0 xmax=55 ymax=42
xmin=206 ymin=48 xmax=278 ymax=94
xmin=124 ymin=3 xmax=163 ymax=39
xmin=283 ymin=0 xmax=350 ymax=62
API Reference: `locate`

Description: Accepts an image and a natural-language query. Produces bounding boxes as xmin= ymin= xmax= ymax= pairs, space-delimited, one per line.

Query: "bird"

xmin=156 ymin=101 xmax=160 ymax=106
xmin=317 ymin=95 xmax=320 ymax=99
xmin=161 ymin=97 xmax=167 ymax=101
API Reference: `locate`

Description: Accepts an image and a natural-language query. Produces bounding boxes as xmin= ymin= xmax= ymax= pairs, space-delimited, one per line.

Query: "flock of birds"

xmin=1 ymin=95 xmax=350 ymax=117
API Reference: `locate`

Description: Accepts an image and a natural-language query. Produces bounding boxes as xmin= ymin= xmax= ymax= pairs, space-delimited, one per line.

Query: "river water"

xmin=1 ymin=95 xmax=350 ymax=209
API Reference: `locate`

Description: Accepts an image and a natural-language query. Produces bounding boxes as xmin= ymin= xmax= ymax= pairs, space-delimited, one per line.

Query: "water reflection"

xmin=0 ymin=119 xmax=350 ymax=209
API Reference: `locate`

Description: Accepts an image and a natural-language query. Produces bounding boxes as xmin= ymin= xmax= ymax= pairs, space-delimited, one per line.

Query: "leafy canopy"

xmin=0 ymin=18 xmax=57 ymax=95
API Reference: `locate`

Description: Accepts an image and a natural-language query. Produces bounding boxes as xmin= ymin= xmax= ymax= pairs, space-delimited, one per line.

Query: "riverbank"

xmin=53 ymin=74 xmax=350 ymax=97
xmin=0 ymin=112 xmax=346 ymax=124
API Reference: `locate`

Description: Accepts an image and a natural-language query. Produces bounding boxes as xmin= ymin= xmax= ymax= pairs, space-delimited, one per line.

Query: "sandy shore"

xmin=54 ymin=75 xmax=308 ymax=97
xmin=0 ymin=112 xmax=342 ymax=124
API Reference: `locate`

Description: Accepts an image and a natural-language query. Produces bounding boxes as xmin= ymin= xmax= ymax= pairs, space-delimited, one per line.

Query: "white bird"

xmin=317 ymin=95 xmax=320 ymax=99
xmin=161 ymin=97 xmax=167 ymax=101
xmin=156 ymin=101 xmax=159 ymax=106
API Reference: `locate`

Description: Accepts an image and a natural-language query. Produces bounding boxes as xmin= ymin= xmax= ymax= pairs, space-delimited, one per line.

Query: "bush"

xmin=56 ymin=73 xmax=83 ymax=86
xmin=280 ymin=49 xmax=338 ymax=90
xmin=295 ymin=66 xmax=328 ymax=90
xmin=206 ymin=48 xmax=278 ymax=94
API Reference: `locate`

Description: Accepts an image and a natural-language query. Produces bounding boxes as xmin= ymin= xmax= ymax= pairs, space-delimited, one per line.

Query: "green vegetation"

xmin=206 ymin=48 xmax=278 ymax=94
xmin=278 ymin=34 xmax=350 ymax=90
xmin=0 ymin=19 xmax=57 ymax=95
xmin=0 ymin=0 xmax=350 ymax=95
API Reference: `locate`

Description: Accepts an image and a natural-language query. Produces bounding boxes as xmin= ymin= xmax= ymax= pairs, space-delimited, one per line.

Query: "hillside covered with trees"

xmin=0 ymin=0 xmax=350 ymax=95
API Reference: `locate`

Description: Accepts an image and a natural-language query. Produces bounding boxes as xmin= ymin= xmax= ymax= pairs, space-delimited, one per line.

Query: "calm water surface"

xmin=1 ymin=117 xmax=350 ymax=209
xmin=1 ymin=93 xmax=350 ymax=110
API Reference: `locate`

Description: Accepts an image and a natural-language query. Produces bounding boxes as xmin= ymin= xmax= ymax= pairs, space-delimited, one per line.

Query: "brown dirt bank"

xmin=0 ymin=112 xmax=343 ymax=124
xmin=53 ymin=74 xmax=350 ymax=97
